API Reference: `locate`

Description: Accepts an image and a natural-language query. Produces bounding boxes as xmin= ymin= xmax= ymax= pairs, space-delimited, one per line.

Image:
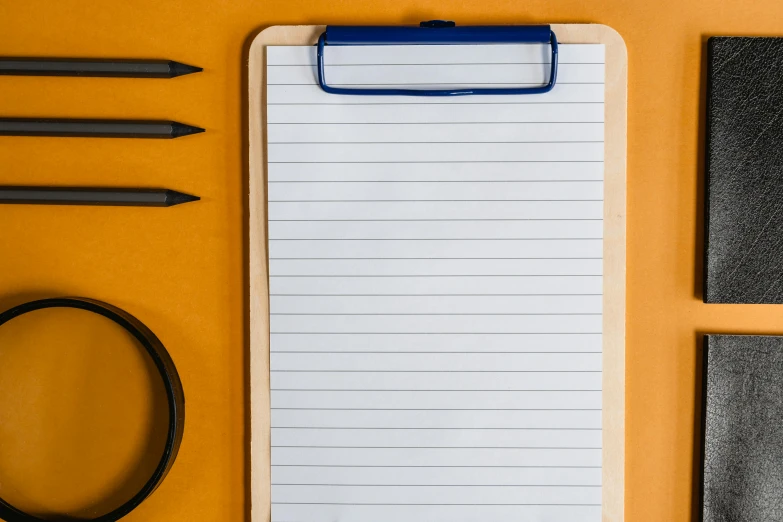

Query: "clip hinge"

xmin=420 ymin=20 xmax=456 ymax=28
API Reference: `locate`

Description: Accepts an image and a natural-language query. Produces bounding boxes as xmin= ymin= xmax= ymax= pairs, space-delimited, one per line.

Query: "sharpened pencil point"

xmin=170 ymin=122 xmax=205 ymax=138
xmin=169 ymin=60 xmax=203 ymax=77
xmin=166 ymin=190 xmax=200 ymax=207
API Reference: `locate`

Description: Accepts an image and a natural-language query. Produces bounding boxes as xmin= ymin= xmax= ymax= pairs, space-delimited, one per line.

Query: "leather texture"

xmin=702 ymin=334 xmax=783 ymax=522
xmin=705 ymin=37 xmax=783 ymax=303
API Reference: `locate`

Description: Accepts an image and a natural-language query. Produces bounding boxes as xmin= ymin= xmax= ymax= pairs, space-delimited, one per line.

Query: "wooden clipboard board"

xmin=248 ymin=24 xmax=627 ymax=521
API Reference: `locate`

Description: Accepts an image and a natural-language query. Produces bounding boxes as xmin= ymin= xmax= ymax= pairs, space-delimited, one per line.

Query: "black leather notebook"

xmin=702 ymin=334 xmax=783 ymax=521
xmin=705 ymin=37 xmax=783 ymax=303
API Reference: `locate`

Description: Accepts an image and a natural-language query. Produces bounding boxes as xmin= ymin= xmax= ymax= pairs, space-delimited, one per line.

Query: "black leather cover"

xmin=705 ymin=37 xmax=783 ymax=303
xmin=702 ymin=334 xmax=783 ymax=521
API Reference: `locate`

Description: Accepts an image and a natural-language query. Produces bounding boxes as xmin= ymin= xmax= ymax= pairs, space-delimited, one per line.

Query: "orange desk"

xmin=2 ymin=1 xmax=782 ymax=520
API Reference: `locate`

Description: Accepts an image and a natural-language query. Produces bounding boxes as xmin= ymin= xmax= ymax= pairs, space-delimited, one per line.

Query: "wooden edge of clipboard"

xmin=248 ymin=24 xmax=628 ymax=522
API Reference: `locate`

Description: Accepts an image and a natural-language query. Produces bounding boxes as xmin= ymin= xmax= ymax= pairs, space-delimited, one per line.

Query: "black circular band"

xmin=0 ymin=297 xmax=185 ymax=522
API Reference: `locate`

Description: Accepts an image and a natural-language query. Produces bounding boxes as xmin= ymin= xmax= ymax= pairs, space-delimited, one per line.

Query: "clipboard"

xmin=249 ymin=23 xmax=627 ymax=521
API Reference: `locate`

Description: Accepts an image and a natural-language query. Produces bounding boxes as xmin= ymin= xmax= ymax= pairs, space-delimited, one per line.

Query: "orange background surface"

xmin=1 ymin=0 xmax=782 ymax=521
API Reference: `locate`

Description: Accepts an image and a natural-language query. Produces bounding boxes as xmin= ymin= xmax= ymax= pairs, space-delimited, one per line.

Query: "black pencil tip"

xmin=169 ymin=61 xmax=203 ymax=77
xmin=166 ymin=190 xmax=200 ymax=207
xmin=170 ymin=122 xmax=205 ymax=138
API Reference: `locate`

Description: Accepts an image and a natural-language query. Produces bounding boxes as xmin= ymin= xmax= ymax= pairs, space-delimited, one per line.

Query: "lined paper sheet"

xmin=267 ymin=42 xmax=605 ymax=522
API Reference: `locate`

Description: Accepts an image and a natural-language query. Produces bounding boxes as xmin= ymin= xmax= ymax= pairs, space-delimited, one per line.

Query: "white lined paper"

xmin=268 ymin=104 xmax=603 ymax=124
xmin=270 ymin=332 xmax=602 ymax=353
xmin=268 ymin=122 xmax=605 ymax=143
xmin=269 ymin=259 xmax=603 ymax=277
xmin=267 ymin=84 xmax=604 ymax=105
xmin=268 ymin=42 xmax=604 ymax=522
xmin=271 ymin=371 xmax=601 ymax=390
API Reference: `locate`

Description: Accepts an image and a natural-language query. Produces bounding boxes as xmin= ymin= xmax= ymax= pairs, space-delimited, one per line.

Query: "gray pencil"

xmin=0 ymin=118 xmax=204 ymax=138
xmin=0 ymin=58 xmax=202 ymax=78
xmin=0 ymin=187 xmax=200 ymax=207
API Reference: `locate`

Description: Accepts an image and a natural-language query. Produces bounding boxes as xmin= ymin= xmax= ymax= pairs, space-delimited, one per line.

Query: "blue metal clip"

xmin=316 ymin=21 xmax=558 ymax=96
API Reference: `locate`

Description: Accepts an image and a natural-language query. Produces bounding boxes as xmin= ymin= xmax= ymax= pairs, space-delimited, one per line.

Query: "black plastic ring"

xmin=0 ymin=297 xmax=185 ymax=522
